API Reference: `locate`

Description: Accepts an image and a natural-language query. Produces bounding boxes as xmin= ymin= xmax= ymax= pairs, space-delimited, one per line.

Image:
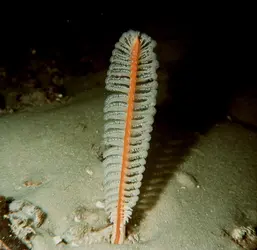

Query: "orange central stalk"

xmin=113 ymin=37 xmax=140 ymax=244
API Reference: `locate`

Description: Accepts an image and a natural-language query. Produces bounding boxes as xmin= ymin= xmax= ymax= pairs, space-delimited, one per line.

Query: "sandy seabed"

xmin=0 ymin=85 xmax=257 ymax=250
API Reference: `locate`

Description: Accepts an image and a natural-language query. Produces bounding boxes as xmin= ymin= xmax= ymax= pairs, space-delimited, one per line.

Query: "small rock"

xmin=53 ymin=235 xmax=63 ymax=245
xmin=86 ymin=168 xmax=93 ymax=176
xmin=95 ymin=201 xmax=105 ymax=209
xmin=230 ymin=226 xmax=257 ymax=250
xmin=174 ymin=171 xmax=199 ymax=189
xmin=0 ymin=196 xmax=30 ymax=250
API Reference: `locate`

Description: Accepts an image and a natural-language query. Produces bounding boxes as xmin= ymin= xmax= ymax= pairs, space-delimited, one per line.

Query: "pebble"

xmin=174 ymin=171 xmax=199 ymax=189
xmin=53 ymin=235 xmax=63 ymax=245
xmin=86 ymin=168 xmax=93 ymax=176
xmin=95 ymin=201 xmax=105 ymax=209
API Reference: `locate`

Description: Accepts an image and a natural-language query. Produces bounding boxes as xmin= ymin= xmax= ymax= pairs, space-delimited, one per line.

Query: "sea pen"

xmin=103 ymin=30 xmax=159 ymax=244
